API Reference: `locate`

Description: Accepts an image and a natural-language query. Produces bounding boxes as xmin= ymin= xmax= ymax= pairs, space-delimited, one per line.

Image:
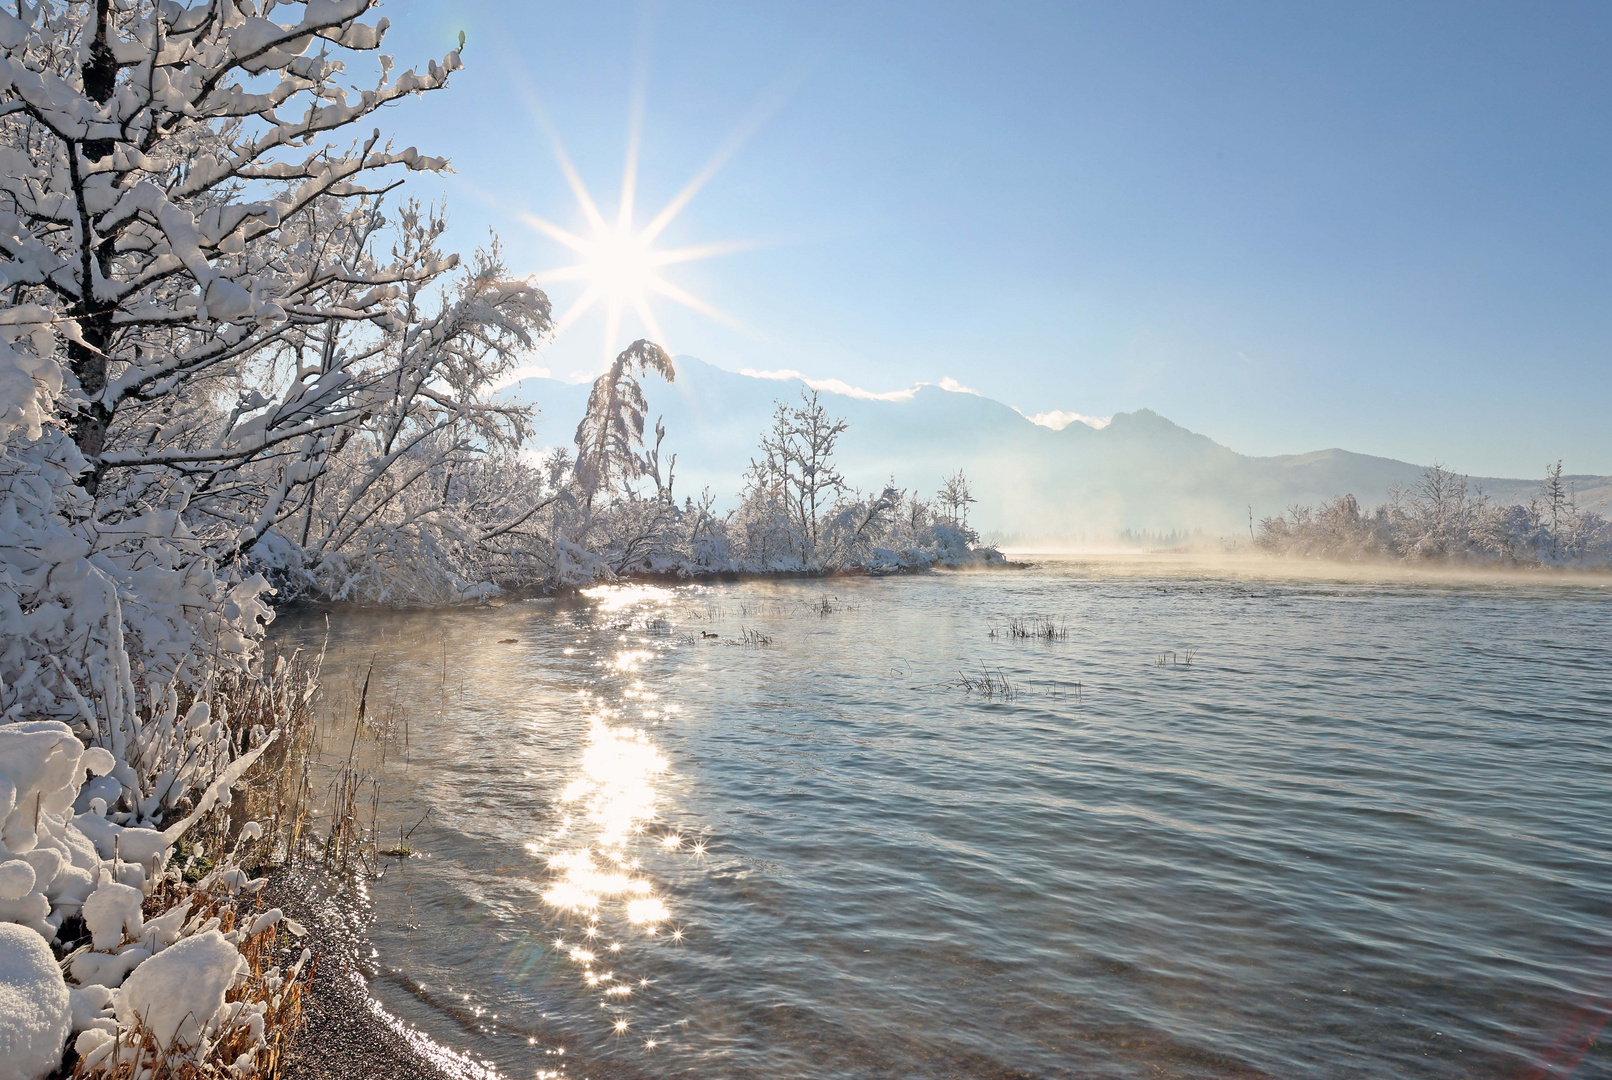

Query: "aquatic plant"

xmin=1009 ymin=616 xmax=1069 ymax=641
xmin=815 ymin=595 xmax=848 ymax=617
xmin=736 ymin=628 xmax=775 ymax=648
xmin=1029 ymin=680 xmax=1084 ymax=702
xmin=955 ymin=665 xmax=1020 ymax=700
xmin=989 ymin=615 xmax=1069 ymax=641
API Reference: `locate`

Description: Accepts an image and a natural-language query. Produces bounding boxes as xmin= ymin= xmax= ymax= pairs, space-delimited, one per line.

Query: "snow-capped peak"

xmin=1018 ymin=408 xmax=1112 ymax=431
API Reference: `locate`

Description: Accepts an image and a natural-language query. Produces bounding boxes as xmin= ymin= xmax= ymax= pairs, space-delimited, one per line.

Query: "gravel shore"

xmin=261 ymin=871 xmax=465 ymax=1080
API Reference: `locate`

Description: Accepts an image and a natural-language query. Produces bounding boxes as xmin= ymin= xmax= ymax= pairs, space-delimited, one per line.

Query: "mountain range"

xmin=500 ymin=358 xmax=1611 ymax=541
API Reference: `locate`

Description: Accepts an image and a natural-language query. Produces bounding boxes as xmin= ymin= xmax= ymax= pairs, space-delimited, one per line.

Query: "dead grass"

xmin=69 ymin=648 xmax=349 ymax=1079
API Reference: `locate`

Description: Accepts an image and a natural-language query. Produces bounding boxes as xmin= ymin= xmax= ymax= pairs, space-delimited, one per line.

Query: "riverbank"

xmin=263 ymin=870 xmax=481 ymax=1080
xmin=270 ymin=554 xmax=1023 ymax=619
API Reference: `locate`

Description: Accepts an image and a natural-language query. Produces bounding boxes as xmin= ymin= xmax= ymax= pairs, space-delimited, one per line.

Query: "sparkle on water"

xmin=582 ymin=583 xmax=675 ymax=613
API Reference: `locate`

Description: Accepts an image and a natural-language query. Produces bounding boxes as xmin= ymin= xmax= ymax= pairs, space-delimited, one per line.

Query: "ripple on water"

xmin=274 ymin=561 xmax=1612 ymax=1079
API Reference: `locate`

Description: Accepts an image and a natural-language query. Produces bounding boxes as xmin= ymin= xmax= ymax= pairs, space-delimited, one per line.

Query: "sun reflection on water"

xmin=581 ymin=583 xmax=676 ymax=612
xmin=533 ymin=585 xmax=702 ymax=1048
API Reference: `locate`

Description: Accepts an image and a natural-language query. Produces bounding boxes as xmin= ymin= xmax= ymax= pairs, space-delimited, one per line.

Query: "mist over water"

xmin=275 ymin=558 xmax=1612 ymax=1079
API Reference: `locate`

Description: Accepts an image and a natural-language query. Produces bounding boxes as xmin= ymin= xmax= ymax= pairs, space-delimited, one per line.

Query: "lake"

xmin=273 ymin=557 xmax=1612 ymax=1079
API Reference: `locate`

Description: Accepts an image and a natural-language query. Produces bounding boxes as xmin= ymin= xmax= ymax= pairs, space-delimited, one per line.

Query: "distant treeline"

xmin=1255 ymin=463 xmax=1611 ymax=569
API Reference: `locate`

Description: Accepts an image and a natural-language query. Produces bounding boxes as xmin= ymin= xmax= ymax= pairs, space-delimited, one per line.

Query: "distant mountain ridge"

xmin=500 ymin=358 xmax=1612 ymax=538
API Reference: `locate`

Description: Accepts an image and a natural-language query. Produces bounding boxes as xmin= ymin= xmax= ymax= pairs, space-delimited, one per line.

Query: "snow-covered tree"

xmin=938 ymin=468 xmax=975 ymax=528
xmin=724 ymin=397 xmax=997 ymax=574
xmin=0 ymin=0 xmax=557 ymax=645
xmin=0 ymin=0 xmax=557 ymax=864
xmin=573 ymin=338 xmax=675 ymax=506
xmin=0 ymin=0 xmax=485 ymax=488
xmin=242 ymin=228 xmax=551 ymax=600
xmin=746 ymin=388 xmax=848 ymax=563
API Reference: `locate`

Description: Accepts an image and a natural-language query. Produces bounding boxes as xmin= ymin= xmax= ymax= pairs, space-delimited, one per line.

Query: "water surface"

xmin=275 ymin=558 xmax=1612 ymax=1079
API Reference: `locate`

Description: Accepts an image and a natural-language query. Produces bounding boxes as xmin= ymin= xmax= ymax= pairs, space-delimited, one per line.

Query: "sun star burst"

xmin=521 ymin=111 xmax=749 ymax=366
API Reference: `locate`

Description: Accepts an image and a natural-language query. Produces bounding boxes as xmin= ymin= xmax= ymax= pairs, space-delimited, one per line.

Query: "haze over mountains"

xmin=502 ymin=358 xmax=1611 ymax=542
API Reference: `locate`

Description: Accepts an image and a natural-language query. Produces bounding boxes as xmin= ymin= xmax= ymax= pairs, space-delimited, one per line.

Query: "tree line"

xmin=1254 ymin=463 xmax=1612 ymax=567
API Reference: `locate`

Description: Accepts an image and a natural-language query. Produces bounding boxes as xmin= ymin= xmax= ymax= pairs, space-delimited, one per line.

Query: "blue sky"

xmin=377 ymin=1 xmax=1611 ymax=478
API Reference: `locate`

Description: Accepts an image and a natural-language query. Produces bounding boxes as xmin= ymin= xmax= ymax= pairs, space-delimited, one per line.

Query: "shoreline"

xmin=268 ymin=556 xmax=1029 ymax=615
xmin=263 ymin=869 xmax=488 ymax=1080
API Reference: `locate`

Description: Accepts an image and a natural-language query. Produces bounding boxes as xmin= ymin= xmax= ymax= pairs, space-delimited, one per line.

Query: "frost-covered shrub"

xmin=117 ymin=929 xmax=248 ymax=1049
xmin=1256 ymin=466 xmax=1612 ymax=568
xmin=0 ymin=720 xmax=301 ymax=1080
xmin=728 ymin=488 xmax=808 ymax=572
xmin=0 ymin=419 xmax=280 ymax=827
xmin=0 ymin=720 xmax=277 ymax=940
xmin=0 ymin=422 xmax=274 ymax=761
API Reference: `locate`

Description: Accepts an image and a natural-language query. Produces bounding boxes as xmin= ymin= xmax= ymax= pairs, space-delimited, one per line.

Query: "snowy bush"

xmin=0 ymin=719 xmax=304 ymax=1080
xmin=1255 ymin=464 xmax=1612 ymax=568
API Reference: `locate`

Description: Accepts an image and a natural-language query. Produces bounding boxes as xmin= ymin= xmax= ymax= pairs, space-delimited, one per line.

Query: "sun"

xmin=581 ymin=226 xmax=654 ymax=304
xmin=520 ymin=109 xmax=751 ymax=366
